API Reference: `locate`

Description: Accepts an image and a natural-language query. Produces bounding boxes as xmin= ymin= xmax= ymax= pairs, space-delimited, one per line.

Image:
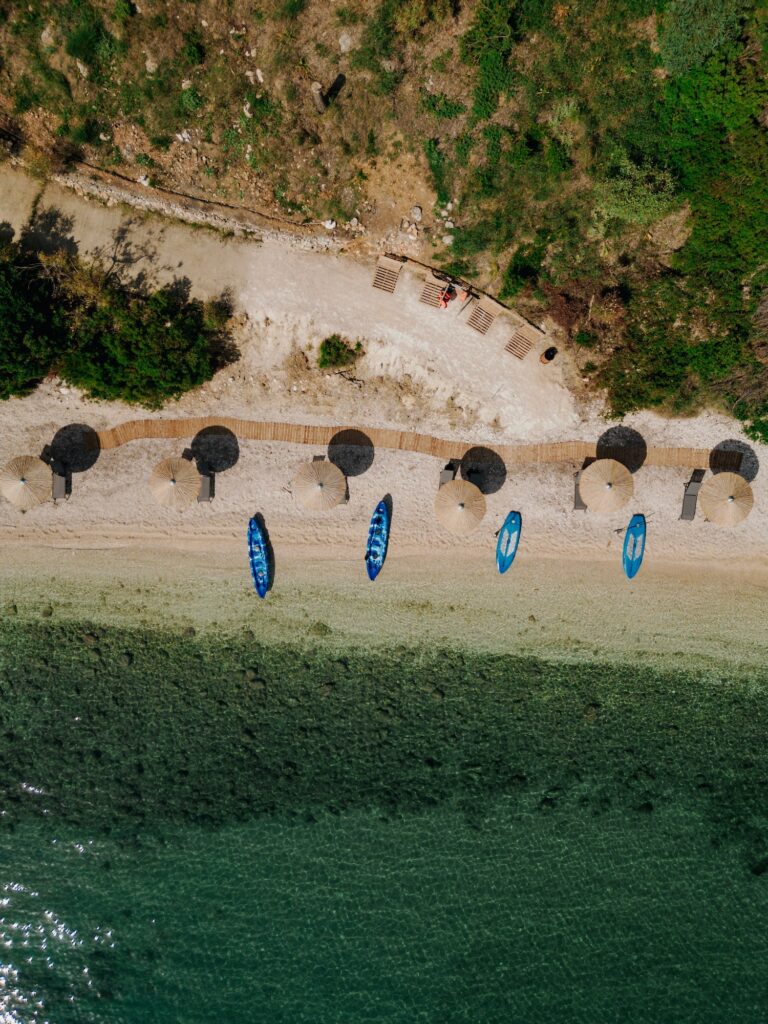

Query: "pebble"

xmin=99 ymin=132 xmax=110 ymax=143
xmin=349 ymin=217 xmax=359 ymax=228
xmin=144 ymin=54 xmax=158 ymax=74
xmin=243 ymin=101 xmax=252 ymax=118
xmin=256 ymin=68 xmax=264 ymax=83
xmin=76 ymin=60 xmax=89 ymax=79
xmin=40 ymin=24 xmax=56 ymax=48
xmin=400 ymin=217 xmax=410 ymax=232
xmin=410 ymin=205 xmax=422 ymax=222
xmin=339 ymin=31 xmax=353 ymax=54
xmin=181 ymin=79 xmax=193 ymax=90
xmin=442 ymin=234 xmax=454 ymax=246
xmin=138 ymin=174 xmax=150 ymax=186
xmin=445 ymin=219 xmax=454 ymax=229
xmin=322 ymin=219 xmax=336 ymax=230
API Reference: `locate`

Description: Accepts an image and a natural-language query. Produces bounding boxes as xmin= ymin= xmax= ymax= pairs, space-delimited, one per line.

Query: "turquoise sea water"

xmin=1 ymin=620 xmax=767 ymax=1022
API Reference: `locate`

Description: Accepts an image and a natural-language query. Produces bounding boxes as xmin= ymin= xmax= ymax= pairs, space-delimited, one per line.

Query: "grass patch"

xmin=317 ymin=334 xmax=362 ymax=369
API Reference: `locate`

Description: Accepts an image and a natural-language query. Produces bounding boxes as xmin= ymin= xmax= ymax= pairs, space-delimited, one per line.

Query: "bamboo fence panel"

xmin=94 ymin=418 xmax=741 ymax=471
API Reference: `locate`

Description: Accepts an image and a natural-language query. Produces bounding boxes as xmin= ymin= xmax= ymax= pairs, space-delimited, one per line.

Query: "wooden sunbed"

xmin=466 ymin=294 xmax=504 ymax=335
xmin=372 ymin=254 xmax=406 ymax=294
xmin=679 ymin=468 xmax=705 ymax=520
xmin=52 ymin=472 xmax=67 ymax=502
xmin=505 ymin=322 xmax=543 ymax=360
xmin=420 ymin=271 xmax=447 ymax=308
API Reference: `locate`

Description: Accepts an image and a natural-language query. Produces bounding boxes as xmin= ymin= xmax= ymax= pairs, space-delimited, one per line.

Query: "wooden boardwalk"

xmin=94 ymin=417 xmax=742 ymax=472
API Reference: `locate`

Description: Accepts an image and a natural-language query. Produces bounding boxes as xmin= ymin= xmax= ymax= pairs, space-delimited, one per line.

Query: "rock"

xmin=76 ymin=59 xmax=89 ymax=79
xmin=245 ymin=70 xmax=255 ymax=84
xmin=201 ymin=19 xmax=208 ymax=27
xmin=349 ymin=217 xmax=359 ymax=228
xmin=407 ymin=224 xmax=419 ymax=238
xmin=446 ymin=201 xmax=453 ymax=211
xmin=256 ymin=68 xmax=264 ymax=84
xmin=181 ymin=78 xmax=193 ymax=90
xmin=410 ymin=204 xmax=422 ymax=222
xmin=339 ymin=31 xmax=353 ymax=53
xmin=138 ymin=174 xmax=150 ymax=186
xmin=243 ymin=101 xmax=252 ymax=118
xmin=400 ymin=217 xmax=410 ymax=232
xmin=145 ymin=54 xmax=158 ymax=74
xmin=322 ymin=219 xmax=336 ymax=230
xmin=40 ymin=24 xmax=56 ymax=48
xmin=444 ymin=219 xmax=454 ymax=229
xmin=99 ymin=132 xmax=110 ymax=142
xmin=175 ymin=129 xmax=192 ymax=143
xmin=441 ymin=234 xmax=454 ymax=246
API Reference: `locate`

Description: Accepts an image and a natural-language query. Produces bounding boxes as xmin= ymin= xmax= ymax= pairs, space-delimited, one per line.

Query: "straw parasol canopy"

xmin=292 ymin=460 xmax=346 ymax=511
xmin=0 ymin=456 xmax=52 ymax=510
xmin=579 ymin=458 xmax=633 ymax=514
xmin=149 ymin=457 xmax=200 ymax=509
xmin=435 ymin=478 xmax=486 ymax=534
xmin=699 ymin=472 xmax=753 ymax=526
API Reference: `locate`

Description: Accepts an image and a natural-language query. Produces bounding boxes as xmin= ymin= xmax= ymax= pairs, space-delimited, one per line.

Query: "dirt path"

xmin=0 ymin=162 xmax=579 ymax=439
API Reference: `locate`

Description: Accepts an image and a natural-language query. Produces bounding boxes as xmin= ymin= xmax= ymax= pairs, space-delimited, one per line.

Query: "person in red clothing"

xmin=438 ymin=284 xmax=456 ymax=308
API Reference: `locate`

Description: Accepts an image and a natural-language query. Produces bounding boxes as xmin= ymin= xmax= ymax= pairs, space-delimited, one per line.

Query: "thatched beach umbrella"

xmin=579 ymin=458 xmax=633 ymax=514
xmin=0 ymin=456 xmax=52 ymax=510
xmin=292 ymin=460 xmax=346 ymax=511
xmin=149 ymin=457 xmax=200 ymax=509
xmin=435 ymin=478 xmax=486 ymax=534
xmin=699 ymin=472 xmax=753 ymax=526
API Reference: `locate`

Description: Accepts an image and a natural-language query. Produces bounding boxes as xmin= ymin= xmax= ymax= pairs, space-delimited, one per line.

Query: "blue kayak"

xmin=365 ymin=500 xmax=390 ymax=581
xmin=496 ymin=511 xmax=522 ymax=574
xmin=247 ymin=516 xmax=270 ymax=598
xmin=622 ymin=514 xmax=646 ymax=580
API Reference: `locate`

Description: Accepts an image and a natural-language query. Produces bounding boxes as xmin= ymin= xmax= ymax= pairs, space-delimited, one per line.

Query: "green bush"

xmin=660 ymin=0 xmax=751 ymax=75
xmin=0 ymin=244 xmax=69 ymax=399
xmin=424 ymin=138 xmax=450 ymax=205
xmin=317 ymin=334 xmax=362 ymax=369
xmin=420 ymin=90 xmax=466 ymax=119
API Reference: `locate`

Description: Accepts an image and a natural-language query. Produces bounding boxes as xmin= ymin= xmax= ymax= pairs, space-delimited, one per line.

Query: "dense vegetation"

xmin=0 ymin=1 xmax=767 ymax=434
xmin=317 ymin=333 xmax=363 ymax=369
xmin=0 ymin=239 xmax=233 ymax=406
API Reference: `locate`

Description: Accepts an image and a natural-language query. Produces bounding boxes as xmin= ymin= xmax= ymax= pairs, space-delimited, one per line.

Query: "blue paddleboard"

xmin=247 ymin=516 xmax=270 ymax=598
xmin=496 ymin=511 xmax=522 ymax=574
xmin=365 ymin=500 xmax=391 ymax=581
xmin=622 ymin=514 xmax=646 ymax=580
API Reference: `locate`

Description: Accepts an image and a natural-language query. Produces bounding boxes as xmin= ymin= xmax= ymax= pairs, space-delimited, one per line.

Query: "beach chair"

xmin=573 ymin=458 xmax=595 ymax=511
xmin=466 ymin=294 xmax=504 ymax=335
xmin=505 ymin=323 xmax=543 ymax=360
xmin=197 ymin=473 xmax=213 ymax=503
xmin=372 ymin=254 xmax=406 ymax=294
xmin=439 ymin=460 xmax=460 ymax=487
xmin=420 ymin=271 xmax=447 ymax=308
xmin=679 ymin=469 xmax=705 ymax=521
xmin=52 ymin=472 xmax=67 ymax=502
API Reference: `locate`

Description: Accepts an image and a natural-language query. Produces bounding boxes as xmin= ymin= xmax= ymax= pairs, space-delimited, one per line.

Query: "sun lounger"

xmin=679 ymin=468 xmax=705 ymax=520
xmin=439 ymin=460 xmax=460 ymax=486
xmin=573 ymin=458 xmax=595 ymax=511
xmin=505 ymin=322 xmax=543 ymax=359
xmin=52 ymin=472 xmax=67 ymax=502
xmin=372 ymin=254 xmax=406 ymax=294
xmin=466 ymin=294 xmax=504 ymax=335
xmin=197 ymin=473 xmax=213 ymax=503
xmin=420 ymin=271 xmax=451 ymax=308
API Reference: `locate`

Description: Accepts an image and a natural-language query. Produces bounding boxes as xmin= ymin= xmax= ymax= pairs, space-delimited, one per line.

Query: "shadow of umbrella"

xmin=190 ymin=426 xmax=240 ymax=474
xmin=328 ymin=429 xmax=375 ymax=477
xmin=49 ymin=424 xmax=100 ymax=473
xmin=710 ymin=439 xmax=759 ymax=482
xmin=459 ymin=446 xmax=507 ymax=495
xmin=596 ymin=425 xmax=647 ymax=473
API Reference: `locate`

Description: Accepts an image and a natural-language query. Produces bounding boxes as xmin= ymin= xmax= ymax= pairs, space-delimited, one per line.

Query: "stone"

xmin=410 ymin=204 xmax=422 ymax=222
xmin=256 ymin=68 xmax=264 ymax=83
xmin=445 ymin=219 xmax=454 ymax=229
xmin=245 ymin=70 xmax=255 ymax=84
xmin=349 ymin=217 xmax=359 ymax=228
xmin=400 ymin=217 xmax=410 ymax=232
xmin=181 ymin=78 xmax=193 ymax=90
xmin=144 ymin=54 xmax=158 ymax=74
xmin=339 ymin=31 xmax=353 ymax=54
xmin=99 ymin=132 xmax=111 ymax=143
xmin=407 ymin=224 xmax=419 ymax=238
xmin=243 ymin=101 xmax=252 ymax=118
xmin=441 ymin=234 xmax=454 ymax=246
xmin=40 ymin=24 xmax=56 ymax=48
xmin=322 ymin=219 xmax=336 ymax=230
xmin=138 ymin=174 xmax=150 ymax=186
xmin=76 ymin=59 xmax=89 ymax=79
xmin=175 ymin=129 xmax=192 ymax=143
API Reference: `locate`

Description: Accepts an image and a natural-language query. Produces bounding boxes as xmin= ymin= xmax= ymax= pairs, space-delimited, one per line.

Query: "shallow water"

xmin=1 ymin=621 xmax=767 ymax=1022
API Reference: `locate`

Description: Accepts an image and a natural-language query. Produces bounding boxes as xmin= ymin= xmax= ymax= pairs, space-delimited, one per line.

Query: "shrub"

xmin=420 ymin=90 xmax=466 ymax=119
xmin=0 ymin=244 xmax=68 ymax=399
xmin=659 ymin=0 xmax=751 ymax=75
xmin=61 ymin=286 xmax=227 ymax=407
xmin=424 ymin=138 xmax=450 ymax=205
xmin=317 ymin=334 xmax=362 ymax=369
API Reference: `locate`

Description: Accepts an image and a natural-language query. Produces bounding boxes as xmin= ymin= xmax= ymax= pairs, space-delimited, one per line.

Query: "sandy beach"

xmin=1 ymin=163 xmax=767 ymax=666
